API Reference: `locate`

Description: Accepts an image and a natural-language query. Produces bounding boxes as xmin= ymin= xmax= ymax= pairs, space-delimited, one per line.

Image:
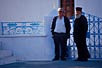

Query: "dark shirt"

xmin=73 ymin=15 xmax=88 ymax=42
xmin=51 ymin=16 xmax=71 ymax=38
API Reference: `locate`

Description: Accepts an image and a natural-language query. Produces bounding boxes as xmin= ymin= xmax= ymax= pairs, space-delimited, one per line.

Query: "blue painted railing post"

xmin=88 ymin=14 xmax=91 ymax=56
xmin=97 ymin=18 xmax=101 ymax=59
xmin=93 ymin=16 xmax=96 ymax=58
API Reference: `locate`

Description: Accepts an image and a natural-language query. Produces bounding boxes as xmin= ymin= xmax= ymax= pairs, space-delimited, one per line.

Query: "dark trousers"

xmin=75 ymin=38 xmax=90 ymax=59
xmin=53 ymin=33 xmax=67 ymax=59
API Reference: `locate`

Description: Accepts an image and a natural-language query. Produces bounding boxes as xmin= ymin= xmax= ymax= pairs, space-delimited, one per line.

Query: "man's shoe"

xmin=53 ymin=58 xmax=59 ymax=61
xmin=74 ymin=58 xmax=88 ymax=62
xmin=61 ymin=58 xmax=66 ymax=61
xmin=80 ymin=58 xmax=88 ymax=61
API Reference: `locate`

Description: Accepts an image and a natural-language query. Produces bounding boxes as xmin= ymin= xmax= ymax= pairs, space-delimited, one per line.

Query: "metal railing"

xmin=0 ymin=22 xmax=46 ymax=36
xmin=67 ymin=12 xmax=102 ymax=59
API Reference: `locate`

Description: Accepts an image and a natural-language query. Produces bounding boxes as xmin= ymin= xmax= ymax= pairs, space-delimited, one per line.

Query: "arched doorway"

xmin=60 ymin=0 xmax=74 ymax=18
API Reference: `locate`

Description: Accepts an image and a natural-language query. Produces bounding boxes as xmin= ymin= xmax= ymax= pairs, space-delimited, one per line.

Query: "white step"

xmin=0 ymin=50 xmax=12 ymax=59
xmin=0 ymin=56 xmax=17 ymax=65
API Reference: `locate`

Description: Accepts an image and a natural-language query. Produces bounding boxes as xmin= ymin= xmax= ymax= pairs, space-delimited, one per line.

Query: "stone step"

xmin=0 ymin=50 xmax=13 ymax=59
xmin=0 ymin=56 xmax=17 ymax=65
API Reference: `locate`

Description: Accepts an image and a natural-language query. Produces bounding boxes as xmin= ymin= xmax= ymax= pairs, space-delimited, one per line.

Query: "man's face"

xmin=76 ymin=11 xmax=81 ymax=15
xmin=58 ymin=11 xmax=63 ymax=17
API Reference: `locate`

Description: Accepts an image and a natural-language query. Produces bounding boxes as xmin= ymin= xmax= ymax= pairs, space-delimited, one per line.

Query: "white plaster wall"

xmin=0 ymin=0 xmax=59 ymax=61
xmin=100 ymin=0 xmax=102 ymax=17
xmin=75 ymin=0 xmax=102 ymax=18
xmin=0 ymin=18 xmax=55 ymax=61
xmin=0 ymin=36 xmax=54 ymax=61
xmin=0 ymin=0 xmax=59 ymax=22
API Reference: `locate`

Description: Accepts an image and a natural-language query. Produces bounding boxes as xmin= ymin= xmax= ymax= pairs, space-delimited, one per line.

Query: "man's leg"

xmin=60 ymin=34 xmax=67 ymax=60
xmin=53 ymin=34 xmax=60 ymax=60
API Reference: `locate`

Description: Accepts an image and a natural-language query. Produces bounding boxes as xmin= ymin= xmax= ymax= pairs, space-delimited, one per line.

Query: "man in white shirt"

xmin=51 ymin=8 xmax=71 ymax=61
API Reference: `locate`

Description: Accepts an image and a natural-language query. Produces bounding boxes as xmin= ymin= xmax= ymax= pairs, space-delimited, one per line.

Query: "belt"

xmin=54 ymin=32 xmax=66 ymax=34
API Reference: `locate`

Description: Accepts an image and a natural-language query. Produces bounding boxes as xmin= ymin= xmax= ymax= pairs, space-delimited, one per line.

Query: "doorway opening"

xmin=60 ymin=0 xmax=74 ymax=18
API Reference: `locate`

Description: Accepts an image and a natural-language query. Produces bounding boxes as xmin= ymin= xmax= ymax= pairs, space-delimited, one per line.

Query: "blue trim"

xmin=0 ymin=22 xmax=46 ymax=36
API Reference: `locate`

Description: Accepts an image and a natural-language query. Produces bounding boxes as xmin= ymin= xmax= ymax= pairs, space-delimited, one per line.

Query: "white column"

xmin=57 ymin=0 xmax=60 ymax=8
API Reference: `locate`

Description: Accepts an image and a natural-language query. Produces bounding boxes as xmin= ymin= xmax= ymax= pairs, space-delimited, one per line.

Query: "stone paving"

xmin=0 ymin=59 xmax=102 ymax=68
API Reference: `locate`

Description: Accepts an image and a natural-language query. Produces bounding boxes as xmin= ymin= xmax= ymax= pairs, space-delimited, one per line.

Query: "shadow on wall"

xmin=48 ymin=9 xmax=58 ymax=17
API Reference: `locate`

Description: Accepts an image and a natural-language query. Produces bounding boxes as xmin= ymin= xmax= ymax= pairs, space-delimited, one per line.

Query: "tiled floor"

xmin=0 ymin=59 xmax=102 ymax=68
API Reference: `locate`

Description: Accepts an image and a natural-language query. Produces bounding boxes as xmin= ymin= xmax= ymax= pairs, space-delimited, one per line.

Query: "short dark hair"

xmin=76 ymin=7 xmax=82 ymax=11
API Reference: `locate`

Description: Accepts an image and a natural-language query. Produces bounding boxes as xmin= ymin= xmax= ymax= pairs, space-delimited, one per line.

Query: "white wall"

xmin=100 ymin=0 xmax=102 ymax=17
xmin=0 ymin=0 xmax=59 ymax=61
xmin=0 ymin=0 xmax=59 ymax=22
xmin=0 ymin=17 xmax=55 ymax=61
xmin=75 ymin=0 xmax=102 ymax=18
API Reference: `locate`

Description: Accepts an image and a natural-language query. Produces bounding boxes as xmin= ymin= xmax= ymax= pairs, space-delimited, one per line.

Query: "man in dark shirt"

xmin=73 ymin=7 xmax=90 ymax=61
xmin=51 ymin=8 xmax=71 ymax=61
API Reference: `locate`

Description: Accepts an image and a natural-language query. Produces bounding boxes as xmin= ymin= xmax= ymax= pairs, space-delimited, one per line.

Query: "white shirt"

xmin=54 ymin=17 xmax=66 ymax=33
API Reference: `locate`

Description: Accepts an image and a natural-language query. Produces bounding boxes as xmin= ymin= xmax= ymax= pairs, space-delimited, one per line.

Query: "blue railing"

xmin=0 ymin=22 xmax=46 ymax=36
xmin=85 ymin=13 xmax=102 ymax=59
xmin=67 ymin=12 xmax=102 ymax=59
